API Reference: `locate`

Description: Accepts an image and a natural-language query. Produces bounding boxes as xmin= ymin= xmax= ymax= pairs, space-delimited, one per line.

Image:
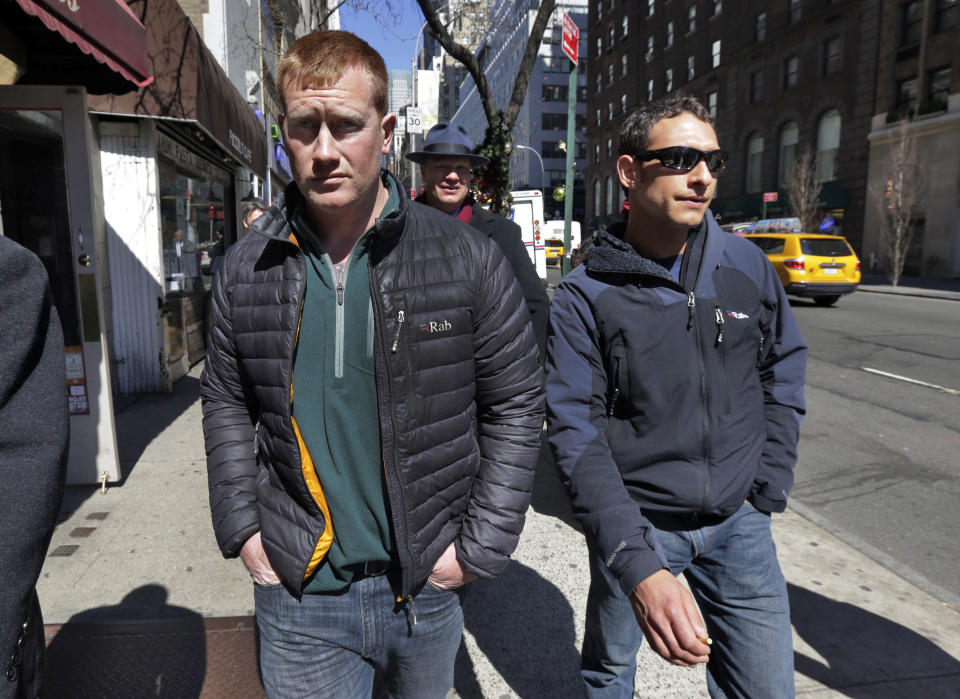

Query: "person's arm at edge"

xmin=545 ymin=276 xmax=666 ymax=593
xmin=750 ymin=253 xmax=808 ymax=513
xmin=453 ymin=238 xmax=545 ymax=579
xmin=201 ymin=250 xmax=262 ymax=559
xmin=495 ymin=221 xmax=550 ymax=360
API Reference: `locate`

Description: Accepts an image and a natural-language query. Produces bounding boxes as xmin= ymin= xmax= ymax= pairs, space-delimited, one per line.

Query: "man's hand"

xmin=630 ymin=569 xmax=711 ymax=666
xmin=240 ymin=531 xmax=282 ymax=585
xmin=428 ymin=542 xmax=477 ymax=590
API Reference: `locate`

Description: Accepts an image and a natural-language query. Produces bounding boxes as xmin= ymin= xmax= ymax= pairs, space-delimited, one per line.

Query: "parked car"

xmin=743 ymin=232 xmax=861 ymax=306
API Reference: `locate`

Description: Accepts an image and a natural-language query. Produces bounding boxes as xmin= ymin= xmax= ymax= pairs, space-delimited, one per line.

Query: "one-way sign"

xmin=562 ymin=12 xmax=579 ymax=65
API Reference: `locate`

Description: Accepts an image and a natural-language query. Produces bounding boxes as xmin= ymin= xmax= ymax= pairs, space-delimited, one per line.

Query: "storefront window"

xmin=159 ymin=159 xmax=227 ymax=294
xmin=156 ymin=132 xmax=232 ymax=371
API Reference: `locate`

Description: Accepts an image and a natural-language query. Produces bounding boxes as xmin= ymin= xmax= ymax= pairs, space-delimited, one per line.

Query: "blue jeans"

xmin=581 ymin=502 xmax=794 ymax=698
xmin=254 ymin=575 xmax=463 ymax=698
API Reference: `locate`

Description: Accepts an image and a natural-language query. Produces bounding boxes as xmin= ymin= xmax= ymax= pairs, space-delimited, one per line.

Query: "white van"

xmin=508 ymin=190 xmax=547 ymax=281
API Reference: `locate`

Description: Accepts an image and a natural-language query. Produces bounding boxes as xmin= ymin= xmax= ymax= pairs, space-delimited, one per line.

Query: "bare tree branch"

xmin=872 ymin=124 xmax=924 ymax=286
xmin=502 ymin=0 xmax=556 ymax=132
xmin=785 ymin=148 xmax=821 ymax=234
xmin=412 ymin=0 xmax=559 ymax=210
xmin=417 ymin=0 xmax=497 ymax=128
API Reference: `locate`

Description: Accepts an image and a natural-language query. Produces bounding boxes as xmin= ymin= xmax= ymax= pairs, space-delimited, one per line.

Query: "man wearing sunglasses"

xmin=546 ymin=94 xmax=807 ymax=697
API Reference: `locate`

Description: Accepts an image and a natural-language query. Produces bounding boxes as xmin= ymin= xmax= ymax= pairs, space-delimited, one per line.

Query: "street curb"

xmin=787 ymin=499 xmax=959 ymax=610
xmin=856 ymin=286 xmax=960 ymax=301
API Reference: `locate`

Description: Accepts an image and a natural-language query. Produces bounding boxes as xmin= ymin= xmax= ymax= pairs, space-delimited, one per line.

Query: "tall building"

xmin=587 ymin=0 xmax=882 ymax=253
xmin=421 ymin=0 xmax=494 ymax=121
xmin=861 ymin=0 xmax=960 ymax=279
xmin=388 ymin=69 xmax=414 ymax=189
xmin=197 ymin=0 xmax=341 ymax=200
xmin=450 ymin=0 xmax=588 ymax=219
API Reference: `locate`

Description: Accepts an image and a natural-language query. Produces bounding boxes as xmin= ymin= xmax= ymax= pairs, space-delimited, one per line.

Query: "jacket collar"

xmin=252 ymin=170 xmax=409 ymax=244
xmin=587 ymin=212 xmax=723 ymax=291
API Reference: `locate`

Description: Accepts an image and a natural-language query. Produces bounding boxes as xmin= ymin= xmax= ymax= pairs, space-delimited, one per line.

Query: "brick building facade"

xmin=861 ymin=0 xmax=960 ymax=278
xmin=586 ymin=0 xmax=882 ymax=255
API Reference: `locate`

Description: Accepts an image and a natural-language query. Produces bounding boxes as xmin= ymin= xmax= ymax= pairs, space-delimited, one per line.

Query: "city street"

xmin=33 ymin=278 xmax=960 ymax=697
xmin=548 ymin=266 xmax=960 ymax=605
xmin=789 ymin=291 xmax=960 ymax=605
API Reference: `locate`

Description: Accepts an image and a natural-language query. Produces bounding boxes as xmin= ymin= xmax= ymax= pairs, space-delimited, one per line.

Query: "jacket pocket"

xmin=606 ymin=339 xmax=626 ymax=417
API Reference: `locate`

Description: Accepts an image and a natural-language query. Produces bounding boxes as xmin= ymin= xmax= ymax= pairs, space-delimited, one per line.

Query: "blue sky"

xmin=339 ymin=1 xmax=428 ymax=72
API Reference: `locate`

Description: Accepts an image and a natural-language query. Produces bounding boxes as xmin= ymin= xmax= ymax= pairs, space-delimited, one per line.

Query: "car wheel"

xmin=813 ymin=295 xmax=840 ymax=307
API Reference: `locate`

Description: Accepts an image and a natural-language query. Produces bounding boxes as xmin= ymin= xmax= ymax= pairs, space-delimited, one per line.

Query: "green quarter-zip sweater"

xmin=291 ymin=174 xmax=400 ymax=593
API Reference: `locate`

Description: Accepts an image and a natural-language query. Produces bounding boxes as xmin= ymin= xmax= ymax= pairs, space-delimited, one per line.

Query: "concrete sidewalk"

xmin=857 ymin=275 xmax=960 ymax=301
xmin=37 ymin=365 xmax=960 ymax=697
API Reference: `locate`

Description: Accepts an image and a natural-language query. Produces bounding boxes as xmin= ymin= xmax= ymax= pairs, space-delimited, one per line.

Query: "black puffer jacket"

xmin=201 ymin=175 xmax=544 ymax=600
xmin=467 ymin=203 xmax=550 ymax=358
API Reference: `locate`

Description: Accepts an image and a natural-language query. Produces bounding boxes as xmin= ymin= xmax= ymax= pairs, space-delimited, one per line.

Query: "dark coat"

xmin=468 ymin=204 xmax=550 ymax=359
xmin=0 ymin=236 xmax=68 ymax=699
xmin=201 ymin=175 xmax=544 ymax=601
xmin=546 ymin=214 xmax=807 ymax=595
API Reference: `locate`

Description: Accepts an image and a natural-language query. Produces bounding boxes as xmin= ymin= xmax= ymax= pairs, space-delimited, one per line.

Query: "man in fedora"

xmin=407 ymin=122 xmax=549 ymax=356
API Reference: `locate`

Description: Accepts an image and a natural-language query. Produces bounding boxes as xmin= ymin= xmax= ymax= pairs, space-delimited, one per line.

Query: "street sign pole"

xmin=562 ymin=64 xmax=577 ymax=276
xmin=561 ymin=12 xmax=579 ymax=276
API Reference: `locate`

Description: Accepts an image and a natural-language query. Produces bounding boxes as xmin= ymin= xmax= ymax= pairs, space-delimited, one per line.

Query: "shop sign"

xmin=229 ymin=129 xmax=253 ymax=163
xmin=65 ymin=345 xmax=89 ymax=415
xmin=157 ymin=132 xmax=228 ymax=183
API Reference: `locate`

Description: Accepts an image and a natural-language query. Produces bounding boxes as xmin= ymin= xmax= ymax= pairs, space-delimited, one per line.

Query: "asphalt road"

xmin=789 ymin=291 xmax=960 ymax=604
xmin=545 ymin=267 xmax=960 ymax=604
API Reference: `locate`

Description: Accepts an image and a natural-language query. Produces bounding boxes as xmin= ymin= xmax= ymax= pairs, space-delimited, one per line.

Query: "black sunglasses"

xmin=635 ymin=147 xmax=728 ymax=173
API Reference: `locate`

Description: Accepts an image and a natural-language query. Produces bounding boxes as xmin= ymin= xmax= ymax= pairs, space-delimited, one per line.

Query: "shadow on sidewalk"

xmin=455 ymin=561 xmax=582 ymax=698
xmin=44 ymin=584 xmax=264 ymax=698
xmin=789 ymin=584 xmax=960 ymax=694
xmin=57 ymin=372 xmax=203 ymax=523
xmin=44 ymin=585 xmax=207 ymax=698
xmin=114 ymin=373 xmax=203 ymax=480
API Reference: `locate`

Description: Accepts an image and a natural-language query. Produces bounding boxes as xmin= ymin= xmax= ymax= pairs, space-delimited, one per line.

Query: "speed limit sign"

xmin=407 ymin=107 xmax=422 ymax=134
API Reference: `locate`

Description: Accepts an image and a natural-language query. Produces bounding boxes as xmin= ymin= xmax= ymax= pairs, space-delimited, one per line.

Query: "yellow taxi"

xmin=544 ymin=237 xmax=564 ymax=266
xmin=743 ymin=232 xmax=861 ymax=306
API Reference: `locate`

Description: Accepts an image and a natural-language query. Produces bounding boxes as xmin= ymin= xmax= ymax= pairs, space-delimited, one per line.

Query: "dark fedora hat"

xmin=405 ymin=122 xmax=489 ymax=167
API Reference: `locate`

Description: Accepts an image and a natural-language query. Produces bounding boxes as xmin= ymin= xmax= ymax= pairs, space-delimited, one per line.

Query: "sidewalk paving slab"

xmin=37 ymin=365 xmax=960 ymax=697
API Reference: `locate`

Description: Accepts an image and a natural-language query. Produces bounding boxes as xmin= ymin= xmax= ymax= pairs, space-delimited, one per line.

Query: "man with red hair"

xmin=201 ymin=31 xmax=543 ymax=698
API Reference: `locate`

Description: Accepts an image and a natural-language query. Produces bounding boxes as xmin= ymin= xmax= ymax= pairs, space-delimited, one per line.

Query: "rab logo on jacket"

xmin=726 ymin=310 xmax=749 ymax=320
xmin=420 ymin=320 xmax=453 ymax=334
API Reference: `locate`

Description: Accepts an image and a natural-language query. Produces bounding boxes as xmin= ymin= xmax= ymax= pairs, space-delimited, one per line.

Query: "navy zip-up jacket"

xmin=545 ymin=213 xmax=807 ymax=596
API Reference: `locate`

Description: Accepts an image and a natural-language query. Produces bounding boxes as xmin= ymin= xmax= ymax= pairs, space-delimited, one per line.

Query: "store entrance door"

xmin=0 ymin=86 xmax=121 ymax=485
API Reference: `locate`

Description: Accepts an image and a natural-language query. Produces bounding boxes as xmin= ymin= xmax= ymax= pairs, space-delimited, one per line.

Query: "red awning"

xmin=13 ymin=0 xmax=152 ymax=88
xmin=89 ymin=0 xmax=267 ymax=177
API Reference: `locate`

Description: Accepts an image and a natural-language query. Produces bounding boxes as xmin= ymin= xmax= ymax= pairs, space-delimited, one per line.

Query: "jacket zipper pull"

xmin=336 ymin=280 xmax=344 ymax=306
xmin=714 ymin=307 xmax=725 ymax=345
xmin=607 ymin=356 xmax=621 ymax=417
xmin=607 ymin=387 xmax=620 ymax=417
xmin=687 ymin=292 xmax=696 ymax=330
xmin=407 ymin=595 xmax=418 ymax=626
xmin=391 ymin=310 xmax=405 ymax=353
